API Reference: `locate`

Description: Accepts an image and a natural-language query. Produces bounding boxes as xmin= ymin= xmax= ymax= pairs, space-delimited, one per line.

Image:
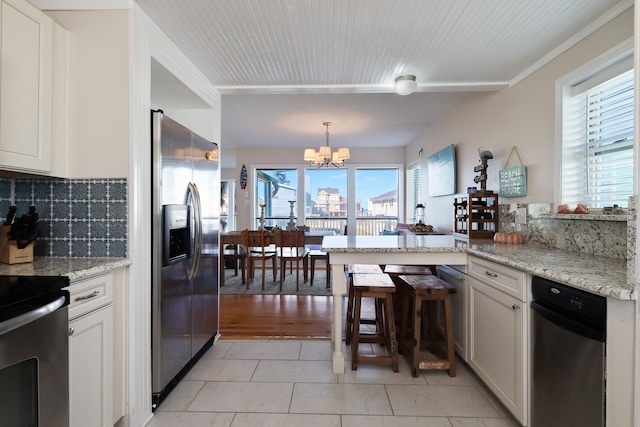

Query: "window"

xmin=257 ymin=165 xmax=401 ymax=235
xmin=560 ymin=54 xmax=634 ymax=209
xmin=304 ymin=168 xmax=347 ymax=234
xmin=255 ymin=168 xmax=297 ymax=228
xmin=355 ymin=168 xmax=399 ymax=235
xmin=406 ymin=161 xmax=422 ymax=223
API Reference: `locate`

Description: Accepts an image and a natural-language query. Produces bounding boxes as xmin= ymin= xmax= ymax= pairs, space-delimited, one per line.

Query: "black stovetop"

xmin=0 ymin=275 xmax=70 ymax=319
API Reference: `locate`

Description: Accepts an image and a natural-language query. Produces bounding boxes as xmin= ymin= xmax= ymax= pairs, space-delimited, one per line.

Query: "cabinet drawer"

xmin=467 ymin=256 xmax=526 ymax=301
xmin=67 ymin=273 xmax=113 ymax=320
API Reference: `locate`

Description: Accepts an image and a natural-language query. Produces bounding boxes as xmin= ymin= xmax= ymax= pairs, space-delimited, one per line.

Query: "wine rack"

xmin=453 ymin=193 xmax=498 ymax=238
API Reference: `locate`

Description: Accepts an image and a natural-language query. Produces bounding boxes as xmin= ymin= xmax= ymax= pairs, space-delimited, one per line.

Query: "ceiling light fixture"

xmin=304 ymin=122 xmax=350 ymax=168
xmin=394 ymin=75 xmax=417 ymax=95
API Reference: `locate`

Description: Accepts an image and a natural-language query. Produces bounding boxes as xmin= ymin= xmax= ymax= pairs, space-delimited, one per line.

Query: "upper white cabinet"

xmin=0 ymin=0 xmax=67 ymax=176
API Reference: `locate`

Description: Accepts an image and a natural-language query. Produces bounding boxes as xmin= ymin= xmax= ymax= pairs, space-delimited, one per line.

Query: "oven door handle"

xmin=0 ymin=296 xmax=66 ymax=336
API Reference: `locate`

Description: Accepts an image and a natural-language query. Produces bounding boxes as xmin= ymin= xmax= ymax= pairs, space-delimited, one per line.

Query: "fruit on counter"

xmin=493 ymin=232 xmax=524 ymax=244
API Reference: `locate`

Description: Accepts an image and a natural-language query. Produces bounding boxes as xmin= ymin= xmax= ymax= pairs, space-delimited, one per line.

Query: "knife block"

xmin=0 ymin=225 xmax=34 ymax=264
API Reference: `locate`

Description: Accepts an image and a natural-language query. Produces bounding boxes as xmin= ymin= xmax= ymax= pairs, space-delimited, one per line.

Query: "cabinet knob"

xmin=458 ymin=275 xmax=465 ymax=281
xmin=68 ymin=327 xmax=74 ymax=336
xmin=511 ymin=304 xmax=520 ymax=310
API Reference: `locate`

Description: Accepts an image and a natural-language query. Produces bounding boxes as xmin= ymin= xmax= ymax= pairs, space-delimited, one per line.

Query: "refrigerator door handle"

xmin=187 ymin=182 xmax=203 ymax=280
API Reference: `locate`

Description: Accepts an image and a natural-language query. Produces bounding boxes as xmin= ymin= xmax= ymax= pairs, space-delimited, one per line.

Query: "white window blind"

xmin=562 ymin=68 xmax=634 ymax=209
xmin=407 ymin=162 xmax=422 ymax=222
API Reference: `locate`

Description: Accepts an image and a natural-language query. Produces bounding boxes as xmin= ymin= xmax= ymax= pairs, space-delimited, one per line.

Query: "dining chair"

xmin=220 ymin=243 xmax=246 ymax=287
xmin=274 ymin=229 xmax=309 ymax=291
xmin=241 ymin=229 xmax=277 ymax=290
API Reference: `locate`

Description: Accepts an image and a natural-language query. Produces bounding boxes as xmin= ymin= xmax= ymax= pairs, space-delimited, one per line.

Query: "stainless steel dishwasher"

xmin=531 ymin=276 xmax=606 ymax=427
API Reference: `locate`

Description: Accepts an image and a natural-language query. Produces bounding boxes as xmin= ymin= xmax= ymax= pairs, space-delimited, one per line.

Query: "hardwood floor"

xmin=219 ymin=294 xmax=335 ymax=340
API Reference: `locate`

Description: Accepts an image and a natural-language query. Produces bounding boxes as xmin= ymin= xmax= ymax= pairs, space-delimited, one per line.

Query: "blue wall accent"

xmin=0 ymin=178 xmax=127 ymax=258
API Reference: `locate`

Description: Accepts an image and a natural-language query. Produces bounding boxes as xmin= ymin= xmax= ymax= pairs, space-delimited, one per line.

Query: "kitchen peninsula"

xmin=323 ymin=234 xmax=632 ymax=373
xmin=323 ymin=234 xmax=633 ymax=426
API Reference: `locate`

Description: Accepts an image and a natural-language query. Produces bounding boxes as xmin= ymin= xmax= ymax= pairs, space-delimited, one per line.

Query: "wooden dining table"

xmin=220 ymin=230 xmax=336 ymax=279
xmin=220 ymin=230 xmax=333 ymax=246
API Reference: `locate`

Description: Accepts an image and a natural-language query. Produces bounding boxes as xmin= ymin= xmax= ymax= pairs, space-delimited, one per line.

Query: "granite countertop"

xmin=466 ymin=241 xmax=632 ymax=300
xmin=322 ymin=234 xmax=468 ymax=253
xmin=322 ymin=235 xmax=632 ymax=300
xmin=0 ymin=257 xmax=131 ymax=282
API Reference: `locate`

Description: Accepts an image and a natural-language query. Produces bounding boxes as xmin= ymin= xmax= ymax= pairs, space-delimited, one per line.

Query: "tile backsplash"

xmin=0 ymin=177 xmax=127 ymax=258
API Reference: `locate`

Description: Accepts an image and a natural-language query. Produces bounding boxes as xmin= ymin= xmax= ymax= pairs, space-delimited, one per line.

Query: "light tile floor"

xmin=147 ymin=340 xmax=521 ymax=427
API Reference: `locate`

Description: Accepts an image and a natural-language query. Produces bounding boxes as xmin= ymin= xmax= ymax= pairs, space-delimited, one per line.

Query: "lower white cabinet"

xmin=67 ymin=273 xmax=114 ymax=427
xmin=467 ymin=256 xmax=528 ymax=426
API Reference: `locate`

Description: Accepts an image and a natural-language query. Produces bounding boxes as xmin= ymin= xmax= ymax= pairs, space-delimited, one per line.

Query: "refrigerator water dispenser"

xmin=163 ymin=204 xmax=191 ymax=265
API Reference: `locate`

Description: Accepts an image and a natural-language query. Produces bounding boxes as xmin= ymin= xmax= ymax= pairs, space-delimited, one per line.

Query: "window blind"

xmin=407 ymin=162 xmax=422 ymax=221
xmin=562 ymin=68 xmax=634 ymax=209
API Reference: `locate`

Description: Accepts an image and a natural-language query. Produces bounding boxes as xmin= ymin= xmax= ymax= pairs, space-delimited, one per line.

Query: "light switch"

xmin=244 ymin=191 xmax=249 ymax=198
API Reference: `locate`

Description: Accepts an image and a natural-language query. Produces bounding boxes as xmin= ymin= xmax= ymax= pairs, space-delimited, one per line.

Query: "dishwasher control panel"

xmin=531 ymin=276 xmax=606 ymax=330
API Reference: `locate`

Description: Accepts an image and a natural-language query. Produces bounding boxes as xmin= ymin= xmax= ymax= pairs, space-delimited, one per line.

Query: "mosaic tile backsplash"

xmin=0 ymin=178 xmax=127 ymax=258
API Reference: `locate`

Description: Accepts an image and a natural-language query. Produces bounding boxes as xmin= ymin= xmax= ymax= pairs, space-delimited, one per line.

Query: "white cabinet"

xmin=467 ymin=256 xmax=528 ymax=426
xmin=436 ymin=265 xmax=468 ymax=362
xmin=0 ymin=0 xmax=68 ymax=176
xmin=67 ymin=273 xmax=114 ymax=427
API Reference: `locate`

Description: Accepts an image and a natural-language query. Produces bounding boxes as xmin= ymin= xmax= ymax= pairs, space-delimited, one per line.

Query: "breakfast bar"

xmin=322 ymin=234 xmax=468 ymax=374
xmin=322 ymin=234 xmax=632 ymax=375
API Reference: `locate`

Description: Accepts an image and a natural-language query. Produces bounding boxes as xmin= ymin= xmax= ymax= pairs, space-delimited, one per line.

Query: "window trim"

xmin=554 ymin=38 xmax=634 ymax=209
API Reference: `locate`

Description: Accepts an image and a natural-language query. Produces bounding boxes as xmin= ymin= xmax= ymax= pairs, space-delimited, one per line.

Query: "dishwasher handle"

xmin=532 ymin=301 xmax=605 ymax=342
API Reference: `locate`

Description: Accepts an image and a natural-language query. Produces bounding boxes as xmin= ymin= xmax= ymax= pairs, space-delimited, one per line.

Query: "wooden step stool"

xmin=345 ymin=264 xmax=384 ymax=345
xmin=350 ymin=273 xmax=398 ymax=372
xmin=397 ymin=274 xmax=456 ymax=378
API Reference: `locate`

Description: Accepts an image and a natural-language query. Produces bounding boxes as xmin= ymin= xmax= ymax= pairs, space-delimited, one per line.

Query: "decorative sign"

xmin=240 ymin=164 xmax=247 ymax=190
xmin=499 ymin=165 xmax=527 ymax=197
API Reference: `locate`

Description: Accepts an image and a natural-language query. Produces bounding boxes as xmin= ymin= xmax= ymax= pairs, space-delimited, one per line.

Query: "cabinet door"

xmin=468 ymin=276 xmax=526 ymax=425
xmin=69 ymin=305 xmax=114 ymax=427
xmin=0 ymin=0 xmax=53 ymax=173
xmin=436 ymin=265 xmax=468 ymax=362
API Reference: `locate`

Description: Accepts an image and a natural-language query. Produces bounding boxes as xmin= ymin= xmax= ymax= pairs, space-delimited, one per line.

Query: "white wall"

xmin=46 ymin=10 xmax=130 ymax=178
xmin=406 ymin=7 xmax=634 ymax=233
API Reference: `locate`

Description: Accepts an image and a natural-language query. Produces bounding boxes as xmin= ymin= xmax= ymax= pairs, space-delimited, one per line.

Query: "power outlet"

xmin=515 ymin=207 xmax=527 ymax=224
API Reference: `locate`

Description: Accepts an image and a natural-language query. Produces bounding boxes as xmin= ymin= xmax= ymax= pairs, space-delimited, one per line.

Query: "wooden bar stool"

xmin=350 ymin=273 xmax=398 ymax=372
xmin=382 ymin=264 xmax=435 ymax=333
xmin=382 ymin=264 xmax=436 ymax=276
xmin=397 ymin=274 xmax=456 ymax=378
xmin=345 ymin=264 xmax=384 ymax=345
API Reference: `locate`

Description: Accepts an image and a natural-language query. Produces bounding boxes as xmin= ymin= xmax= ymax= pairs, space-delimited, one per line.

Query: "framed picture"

xmin=428 ymin=144 xmax=456 ymax=196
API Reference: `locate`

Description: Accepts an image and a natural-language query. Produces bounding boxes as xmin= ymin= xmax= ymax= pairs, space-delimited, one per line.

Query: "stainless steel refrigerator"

xmin=151 ymin=110 xmax=220 ymax=408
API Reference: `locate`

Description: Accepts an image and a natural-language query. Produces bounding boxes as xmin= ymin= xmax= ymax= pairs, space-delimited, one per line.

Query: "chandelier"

xmin=303 ymin=122 xmax=350 ymax=168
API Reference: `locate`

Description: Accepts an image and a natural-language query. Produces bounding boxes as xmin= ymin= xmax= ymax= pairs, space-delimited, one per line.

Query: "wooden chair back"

xmin=240 ymin=229 xmax=277 ymax=290
xmin=274 ymin=229 xmax=306 ymax=256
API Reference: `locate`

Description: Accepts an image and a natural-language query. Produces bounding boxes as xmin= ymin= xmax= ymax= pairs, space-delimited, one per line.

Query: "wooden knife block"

xmin=0 ymin=225 xmax=33 ymax=264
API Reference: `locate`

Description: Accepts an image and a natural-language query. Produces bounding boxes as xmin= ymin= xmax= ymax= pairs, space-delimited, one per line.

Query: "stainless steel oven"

xmin=0 ymin=275 xmax=70 ymax=427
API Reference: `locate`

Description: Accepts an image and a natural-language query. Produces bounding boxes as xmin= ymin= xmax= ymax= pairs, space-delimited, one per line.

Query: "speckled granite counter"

xmin=466 ymin=241 xmax=632 ymax=300
xmin=322 ymin=235 xmax=632 ymax=300
xmin=0 ymin=257 xmax=131 ymax=282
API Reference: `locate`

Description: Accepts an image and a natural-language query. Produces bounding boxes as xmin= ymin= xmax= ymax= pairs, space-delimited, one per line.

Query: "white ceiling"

xmin=137 ymin=0 xmax=631 ymax=158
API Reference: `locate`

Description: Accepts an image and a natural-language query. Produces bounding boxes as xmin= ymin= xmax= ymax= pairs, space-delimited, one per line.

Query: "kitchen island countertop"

xmin=322 ymin=234 xmax=632 ymax=300
xmin=0 ymin=257 xmax=131 ymax=281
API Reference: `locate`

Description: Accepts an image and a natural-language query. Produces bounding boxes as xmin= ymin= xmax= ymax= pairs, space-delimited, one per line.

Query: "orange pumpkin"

xmin=493 ymin=232 xmax=524 ymax=244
